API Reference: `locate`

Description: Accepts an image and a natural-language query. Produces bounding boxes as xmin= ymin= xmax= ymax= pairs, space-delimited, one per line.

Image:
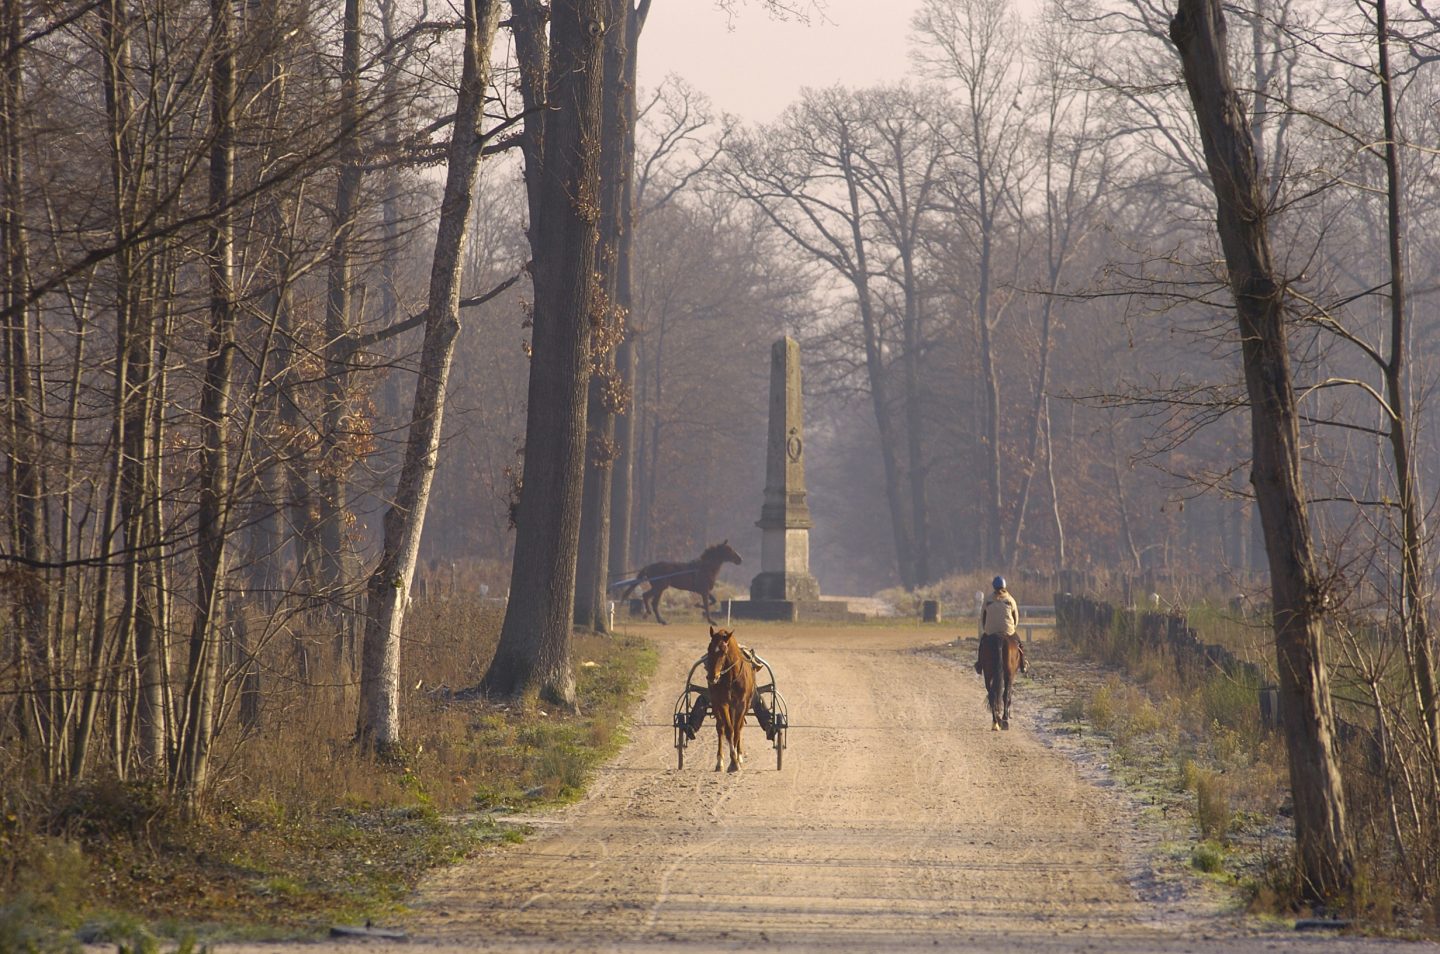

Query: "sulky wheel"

xmin=673 ymin=709 xmax=688 ymax=770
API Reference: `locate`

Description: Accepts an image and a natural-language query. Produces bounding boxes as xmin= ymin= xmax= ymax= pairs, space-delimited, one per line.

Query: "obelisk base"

xmin=748 ymin=570 xmax=820 ymax=602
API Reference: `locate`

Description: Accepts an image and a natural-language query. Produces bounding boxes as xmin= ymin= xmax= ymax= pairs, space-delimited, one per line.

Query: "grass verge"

xmin=0 ymin=598 xmax=656 ymax=949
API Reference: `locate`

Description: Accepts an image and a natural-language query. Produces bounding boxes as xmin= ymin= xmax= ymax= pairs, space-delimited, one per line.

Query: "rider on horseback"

xmin=975 ymin=575 xmax=1029 ymax=675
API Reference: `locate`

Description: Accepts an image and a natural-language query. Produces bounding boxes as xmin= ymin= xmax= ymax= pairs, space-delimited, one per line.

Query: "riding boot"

xmin=1019 ymin=646 xmax=1030 ymax=674
xmin=685 ymin=694 xmax=709 ymax=740
xmin=752 ymin=694 xmax=774 ymax=740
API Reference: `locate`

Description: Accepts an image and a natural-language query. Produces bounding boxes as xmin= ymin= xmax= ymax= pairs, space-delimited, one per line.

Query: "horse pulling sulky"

xmin=672 ymin=627 xmax=789 ymax=771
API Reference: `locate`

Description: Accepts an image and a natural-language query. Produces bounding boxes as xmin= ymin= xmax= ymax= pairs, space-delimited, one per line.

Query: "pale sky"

xmin=637 ymin=1 xmax=926 ymax=124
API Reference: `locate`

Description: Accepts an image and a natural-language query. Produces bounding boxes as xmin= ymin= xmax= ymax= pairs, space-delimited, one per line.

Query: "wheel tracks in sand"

xmin=217 ymin=624 xmax=1440 ymax=953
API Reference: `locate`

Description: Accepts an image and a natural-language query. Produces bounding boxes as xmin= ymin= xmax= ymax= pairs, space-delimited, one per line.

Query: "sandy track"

xmin=226 ymin=622 xmax=1435 ymax=953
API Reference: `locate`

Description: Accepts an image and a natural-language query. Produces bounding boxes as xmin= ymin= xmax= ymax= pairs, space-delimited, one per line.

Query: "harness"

xmin=709 ymin=644 xmax=759 ymax=681
xmin=607 ymin=562 xmax=696 ymax=590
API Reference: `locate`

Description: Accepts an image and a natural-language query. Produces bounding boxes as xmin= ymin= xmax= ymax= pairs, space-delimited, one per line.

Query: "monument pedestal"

xmin=728 ymin=597 xmax=864 ymax=623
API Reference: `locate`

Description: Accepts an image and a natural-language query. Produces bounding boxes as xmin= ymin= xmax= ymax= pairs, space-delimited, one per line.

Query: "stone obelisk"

xmin=749 ymin=336 xmax=820 ymax=602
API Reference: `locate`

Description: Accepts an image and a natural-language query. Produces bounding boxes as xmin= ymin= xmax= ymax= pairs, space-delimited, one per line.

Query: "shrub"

xmin=1193 ymin=768 xmax=1231 ymax=842
xmin=1087 ymin=681 xmax=1118 ymax=732
xmin=1192 ymin=840 xmax=1226 ymax=874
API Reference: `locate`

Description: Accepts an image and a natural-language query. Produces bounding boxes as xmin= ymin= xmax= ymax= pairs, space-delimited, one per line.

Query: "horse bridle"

xmin=708 ymin=640 xmax=739 ymax=680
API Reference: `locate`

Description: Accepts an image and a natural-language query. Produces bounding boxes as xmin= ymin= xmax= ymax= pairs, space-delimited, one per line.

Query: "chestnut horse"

xmin=976 ymin=633 xmax=1023 ymax=731
xmin=617 ymin=541 xmax=742 ymax=625
xmin=705 ymin=626 xmax=755 ymax=772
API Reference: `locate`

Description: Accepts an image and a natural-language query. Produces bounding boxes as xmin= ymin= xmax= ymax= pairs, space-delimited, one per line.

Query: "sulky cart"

xmin=672 ymin=650 xmax=788 ymax=770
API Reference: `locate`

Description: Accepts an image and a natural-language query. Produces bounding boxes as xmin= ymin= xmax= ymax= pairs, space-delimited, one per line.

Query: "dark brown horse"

xmin=705 ymin=626 xmax=755 ymax=772
xmin=976 ymin=633 xmax=1023 ymax=731
xmin=616 ymin=541 xmax=741 ymax=625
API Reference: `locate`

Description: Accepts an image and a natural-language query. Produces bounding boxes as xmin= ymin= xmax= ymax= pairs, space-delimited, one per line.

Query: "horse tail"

xmin=616 ymin=570 xmax=647 ymax=602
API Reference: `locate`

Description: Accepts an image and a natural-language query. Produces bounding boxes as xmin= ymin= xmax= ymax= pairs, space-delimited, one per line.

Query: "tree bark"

xmin=72 ymin=0 xmax=137 ymax=782
xmin=175 ymin=0 xmax=238 ymax=809
xmin=316 ymin=0 xmax=365 ymax=614
xmin=356 ymin=0 xmax=503 ymax=752
xmin=1170 ymin=0 xmax=1355 ymax=904
xmin=1 ymin=0 xmax=55 ymax=763
xmin=605 ymin=0 xmax=645 ymax=578
xmin=574 ymin=0 xmax=638 ymax=633
xmin=1373 ymin=0 xmax=1440 ymax=784
xmin=481 ymin=0 xmax=607 ymax=706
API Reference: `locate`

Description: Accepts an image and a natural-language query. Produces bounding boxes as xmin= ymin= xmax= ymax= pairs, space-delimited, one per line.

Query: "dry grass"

xmin=0 ymin=596 xmax=656 ymax=946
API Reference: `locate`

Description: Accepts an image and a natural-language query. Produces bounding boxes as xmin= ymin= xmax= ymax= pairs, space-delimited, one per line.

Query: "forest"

xmin=2 ymin=0 xmax=1439 ymax=921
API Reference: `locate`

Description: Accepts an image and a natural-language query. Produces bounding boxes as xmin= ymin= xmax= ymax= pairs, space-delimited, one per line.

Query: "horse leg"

xmin=652 ymin=584 xmax=669 ymax=625
xmin=701 ymin=591 xmax=715 ymax=624
xmin=1001 ymin=670 xmax=1012 ymax=730
xmin=985 ymin=669 xmax=1002 ymax=731
xmin=733 ymin=697 xmax=746 ymax=767
xmin=713 ymin=705 xmax=728 ymax=771
xmin=727 ymin=700 xmax=742 ymax=772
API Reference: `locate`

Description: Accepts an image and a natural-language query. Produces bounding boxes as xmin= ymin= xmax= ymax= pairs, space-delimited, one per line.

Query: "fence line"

xmin=1053 ymin=592 xmax=1265 ymax=689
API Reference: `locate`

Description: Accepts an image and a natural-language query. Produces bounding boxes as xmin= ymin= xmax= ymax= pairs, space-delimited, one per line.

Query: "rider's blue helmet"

xmin=992 ymin=575 xmax=1006 ymax=591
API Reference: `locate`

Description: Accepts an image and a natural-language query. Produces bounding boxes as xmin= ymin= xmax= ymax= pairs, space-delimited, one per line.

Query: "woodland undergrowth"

xmin=0 ymin=597 xmax=655 ymax=949
xmin=1043 ymin=604 xmax=1437 ymax=936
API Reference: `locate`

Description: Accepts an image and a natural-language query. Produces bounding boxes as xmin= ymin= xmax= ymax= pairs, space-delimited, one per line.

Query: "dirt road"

xmin=229 ymin=621 xmax=1434 ymax=953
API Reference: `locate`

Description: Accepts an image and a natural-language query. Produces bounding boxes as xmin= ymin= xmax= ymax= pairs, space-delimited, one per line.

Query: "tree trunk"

xmin=840 ymin=145 xmax=915 ymax=589
xmin=574 ymin=0 xmax=637 ymax=633
xmin=1170 ymin=0 xmax=1355 ymax=904
xmin=357 ymin=0 xmax=503 ymax=752
xmin=481 ymin=0 xmax=607 ymax=706
xmin=72 ymin=0 xmax=138 ymax=782
xmin=1 ymin=0 xmax=55 ymax=763
xmin=1043 ymin=396 xmax=1065 ymax=569
xmin=976 ymin=227 xmax=1003 ymax=566
xmin=175 ymin=0 xmax=237 ymax=808
xmin=606 ymin=0 xmax=644 ymax=577
xmin=1374 ymin=0 xmax=1440 ymax=783
xmin=316 ymin=0 xmax=365 ymax=616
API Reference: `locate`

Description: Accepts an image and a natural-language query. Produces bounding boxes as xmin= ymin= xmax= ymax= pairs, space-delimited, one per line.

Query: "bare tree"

xmin=1170 ymin=0 xmax=1355 ymax=903
xmin=913 ymin=0 xmax=1030 ymax=568
xmin=1004 ymin=9 xmax=1115 ymax=565
xmin=357 ymin=0 xmax=504 ymax=751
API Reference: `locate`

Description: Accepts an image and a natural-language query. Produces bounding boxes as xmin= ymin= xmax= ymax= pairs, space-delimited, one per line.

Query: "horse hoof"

xmin=1001 ymin=720 xmax=1010 ymax=730
xmin=727 ymin=762 xmax=739 ymax=773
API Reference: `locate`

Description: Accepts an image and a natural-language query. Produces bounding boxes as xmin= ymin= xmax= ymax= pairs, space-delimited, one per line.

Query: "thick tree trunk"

xmin=357 ymin=0 xmax=503 ymax=752
xmin=481 ymin=0 xmax=607 ymax=706
xmin=1171 ymin=0 xmax=1355 ymax=904
xmin=606 ymin=0 xmax=644 ymax=578
xmin=574 ymin=0 xmax=636 ymax=632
